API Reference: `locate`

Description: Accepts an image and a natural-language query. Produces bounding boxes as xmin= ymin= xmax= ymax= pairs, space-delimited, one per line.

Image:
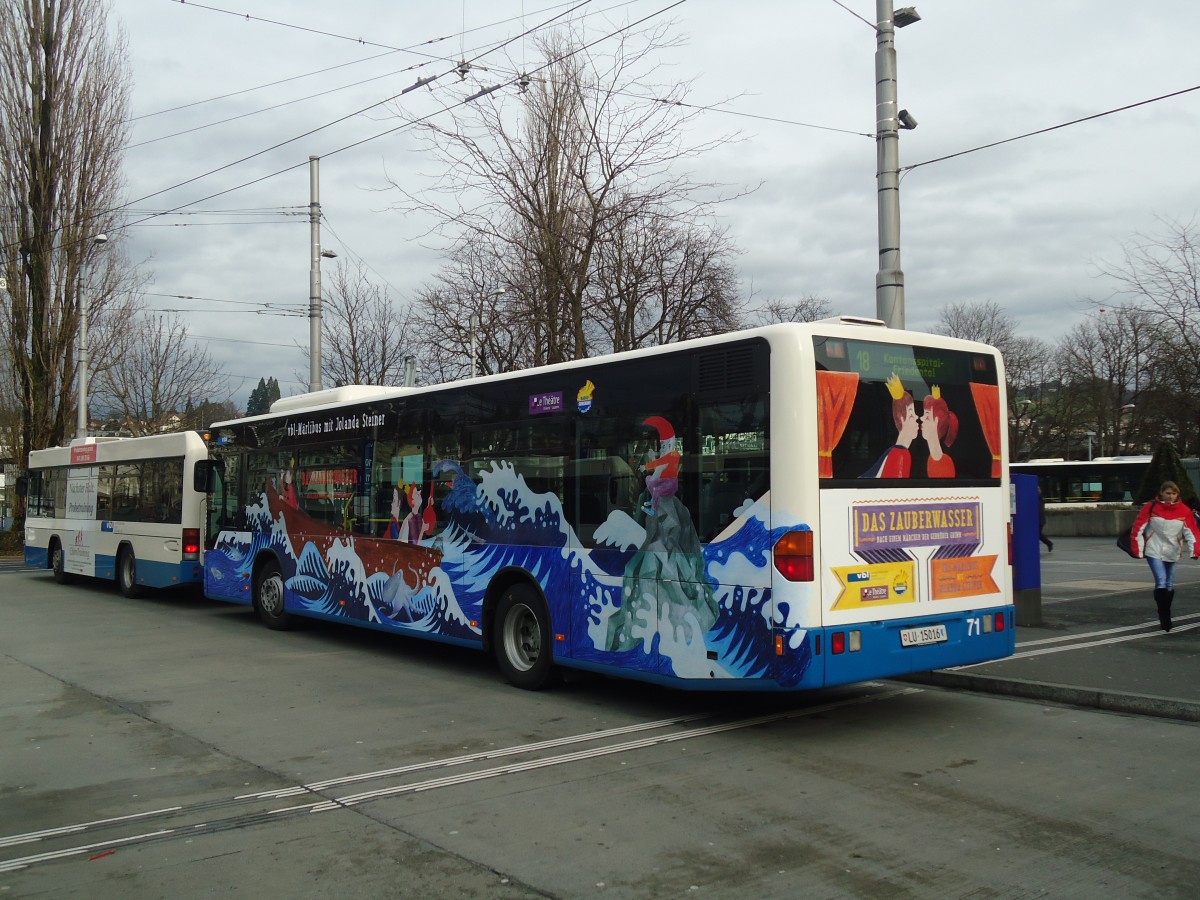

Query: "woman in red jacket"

xmin=1130 ymin=481 xmax=1200 ymax=631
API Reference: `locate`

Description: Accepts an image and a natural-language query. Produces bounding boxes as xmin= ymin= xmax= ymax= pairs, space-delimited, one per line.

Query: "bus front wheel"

xmin=117 ymin=547 xmax=142 ymax=598
xmin=255 ymin=559 xmax=293 ymax=630
xmin=493 ymin=584 xmax=556 ymax=690
xmin=50 ymin=539 xmax=73 ymax=585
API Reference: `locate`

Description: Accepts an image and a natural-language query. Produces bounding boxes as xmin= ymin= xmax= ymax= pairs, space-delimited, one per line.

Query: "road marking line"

xmin=0 ymin=830 xmax=175 ymax=874
xmin=1018 ymin=612 xmax=1200 ymax=647
xmin=0 ymin=687 xmax=920 ymax=871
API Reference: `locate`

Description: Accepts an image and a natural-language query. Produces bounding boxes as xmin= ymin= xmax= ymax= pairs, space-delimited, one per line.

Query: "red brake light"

xmin=995 ymin=612 xmax=1006 ymax=632
xmin=773 ymin=530 xmax=814 ymax=581
xmin=831 ymin=631 xmax=846 ymax=654
xmin=183 ymin=527 xmax=200 ymax=560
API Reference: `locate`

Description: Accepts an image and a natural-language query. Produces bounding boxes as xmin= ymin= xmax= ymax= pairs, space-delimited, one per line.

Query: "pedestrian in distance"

xmin=1129 ymin=480 xmax=1200 ymax=631
xmin=1037 ymin=485 xmax=1053 ymax=552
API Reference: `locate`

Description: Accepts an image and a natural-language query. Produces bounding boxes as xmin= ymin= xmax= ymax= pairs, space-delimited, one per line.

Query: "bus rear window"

xmin=815 ymin=338 xmax=1001 ymax=483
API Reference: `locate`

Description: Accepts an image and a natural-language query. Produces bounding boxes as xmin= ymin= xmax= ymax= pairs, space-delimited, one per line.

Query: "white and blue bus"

xmin=198 ymin=319 xmax=1014 ymax=690
xmin=24 ymin=431 xmax=208 ymax=595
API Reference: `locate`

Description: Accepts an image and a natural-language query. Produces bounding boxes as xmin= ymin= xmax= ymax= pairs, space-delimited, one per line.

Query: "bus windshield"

xmin=815 ymin=337 xmax=1001 ymax=483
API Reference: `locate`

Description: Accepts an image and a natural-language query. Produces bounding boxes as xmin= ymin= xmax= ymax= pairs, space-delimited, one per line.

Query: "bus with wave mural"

xmin=196 ymin=319 xmax=1014 ymax=690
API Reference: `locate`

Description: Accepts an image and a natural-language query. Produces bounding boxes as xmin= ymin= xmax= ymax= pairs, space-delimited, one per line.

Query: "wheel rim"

xmin=121 ymin=553 xmax=134 ymax=588
xmin=259 ymin=572 xmax=285 ymax=616
xmin=502 ymin=602 xmax=540 ymax=672
xmin=52 ymin=546 xmax=62 ymax=572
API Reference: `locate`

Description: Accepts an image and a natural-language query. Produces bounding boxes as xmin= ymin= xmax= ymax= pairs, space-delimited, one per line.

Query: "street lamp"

xmin=77 ymin=233 xmax=108 ymax=440
xmin=875 ymin=1 xmax=920 ymax=330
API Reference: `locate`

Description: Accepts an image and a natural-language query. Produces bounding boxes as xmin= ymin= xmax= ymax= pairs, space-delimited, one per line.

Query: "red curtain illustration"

xmin=816 ymin=371 xmax=860 ymax=478
xmin=969 ymin=382 xmax=1002 ymax=477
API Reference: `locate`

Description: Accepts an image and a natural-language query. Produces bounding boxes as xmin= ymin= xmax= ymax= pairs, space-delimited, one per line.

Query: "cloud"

xmin=112 ymin=0 xmax=1200 ymax=409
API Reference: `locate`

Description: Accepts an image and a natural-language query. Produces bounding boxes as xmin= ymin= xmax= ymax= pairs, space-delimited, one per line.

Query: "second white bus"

xmin=23 ymin=431 xmax=208 ymax=595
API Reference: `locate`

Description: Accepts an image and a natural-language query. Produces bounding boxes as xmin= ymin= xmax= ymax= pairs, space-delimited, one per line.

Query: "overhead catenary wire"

xmin=106 ymin=1 xmax=691 ymax=398
xmin=2 ymin=0 xmax=598 ymax=258
xmin=141 ymin=290 xmax=306 ymax=312
xmin=903 ymin=84 xmax=1200 ymax=172
xmin=141 ymin=0 xmax=643 ymax=122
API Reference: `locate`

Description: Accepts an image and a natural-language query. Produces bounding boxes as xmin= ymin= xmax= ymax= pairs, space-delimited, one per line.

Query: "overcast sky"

xmin=113 ymin=0 xmax=1200 ymax=406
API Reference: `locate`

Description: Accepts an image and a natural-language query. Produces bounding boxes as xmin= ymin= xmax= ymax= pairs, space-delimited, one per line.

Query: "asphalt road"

xmin=2 ymin=549 xmax=1198 ymax=898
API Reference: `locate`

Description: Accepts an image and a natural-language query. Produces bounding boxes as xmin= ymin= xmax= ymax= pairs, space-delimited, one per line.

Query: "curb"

xmin=897 ymin=670 xmax=1200 ymax=724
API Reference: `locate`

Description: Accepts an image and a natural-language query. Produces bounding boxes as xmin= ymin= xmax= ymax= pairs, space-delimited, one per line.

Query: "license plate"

xmin=900 ymin=624 xmax=948 ymax=647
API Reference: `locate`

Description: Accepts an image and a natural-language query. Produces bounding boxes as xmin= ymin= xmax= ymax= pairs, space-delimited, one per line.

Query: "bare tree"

xmin=591 ymin=214 xmax=744 ymax=353
xmin=392 ymin=24 xmax=742 ymax=368
xmin=933 ymin=299 xmax=1068 ymax=460
xmin=1096 ymin=217 xmax=1200 ymax=338
xmin=0 ymin=0 xmax=132 ymax=471
xmin=306 ymin=259 xmax=420 ymax=387
xmin=411 ymin=238 xmax=534 ymax=382
xmin=1003 ymin=334 xmax=1056 ymax=460
xmin=92 ymin=313 xmax=230 ymax=436
xmin=932 ymin=299 xmax=1020 ymax=354
xmin=1094 ymin=217 xmax=1200 ymax=454
xmin=750 ymin=295 xmax=832 ymax=325
xmin=1057 ymin=308 xmax=1159 ymax=457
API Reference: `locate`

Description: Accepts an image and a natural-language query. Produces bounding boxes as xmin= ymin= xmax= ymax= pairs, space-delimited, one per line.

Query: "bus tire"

xmin=117 ymin=546 xmax=143 ymax=598
xmin=50 ymin=538 xmax=73 ymax=585
xmin=255 ymin=558 xmax=293 ymax=631
xmin=493 ymin=584 xmax=556 ymax=690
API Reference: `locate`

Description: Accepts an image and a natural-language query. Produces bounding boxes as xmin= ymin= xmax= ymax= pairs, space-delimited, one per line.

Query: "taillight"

xmin=183 ymin=528 xmax=200 ymax=560
xmin=773 ymin=530 xmax=814 ymax=581
xmin=995 ymin=611 xmax=1006 ymax=632
xmin=831 ymin=631 xmax=846 ymax=654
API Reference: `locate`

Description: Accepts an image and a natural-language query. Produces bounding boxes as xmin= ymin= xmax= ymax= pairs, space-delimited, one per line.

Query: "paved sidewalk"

xmin=907 ymin=536 xmax=1200 ymax=721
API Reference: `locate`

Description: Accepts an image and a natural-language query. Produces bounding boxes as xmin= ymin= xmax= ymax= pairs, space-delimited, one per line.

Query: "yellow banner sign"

xmin=930 ymin=555 xmax=999 ymax=600
xmin=831 ymin=561 xmax=916 ymax=610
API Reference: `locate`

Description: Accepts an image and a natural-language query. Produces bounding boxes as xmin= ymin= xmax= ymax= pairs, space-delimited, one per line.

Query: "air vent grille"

xmin=697 ymin=345 xmax=757 ymax=392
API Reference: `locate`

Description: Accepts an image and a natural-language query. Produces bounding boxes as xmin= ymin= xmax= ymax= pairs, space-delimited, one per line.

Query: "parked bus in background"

xmin=1012 ymin=456 xmax=1200 ymax=504
xmin=197 ymin=319 xmax=1014 ymax=690
xmin=23 ymin=431 xmax=208 ymax=596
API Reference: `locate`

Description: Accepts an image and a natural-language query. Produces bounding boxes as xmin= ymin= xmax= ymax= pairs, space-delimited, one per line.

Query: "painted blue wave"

xmin=209 ymin=463 xmax=812 ymax=686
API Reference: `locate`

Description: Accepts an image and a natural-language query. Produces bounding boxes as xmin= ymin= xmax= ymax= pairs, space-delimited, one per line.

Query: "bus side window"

xmin=428 ymin=422 xmax=462 ymax=540
xmin=51 ymin=468 xmax=67 ymax=518
xmin=95 ymin=465 xmax=114 ymax=521
xmin=572 ymin=417 xmax=646 ymax=546
xmin=699 ymin=400 xmax=769 ymax=542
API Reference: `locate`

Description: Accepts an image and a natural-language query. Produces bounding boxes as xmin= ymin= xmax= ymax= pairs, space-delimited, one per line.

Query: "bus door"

xmin=201 ymin=452 xmax=248 ymax=603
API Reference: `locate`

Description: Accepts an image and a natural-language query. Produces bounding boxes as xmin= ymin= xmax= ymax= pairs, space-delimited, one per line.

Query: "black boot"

xmin=1164 ymin=589 xmax=1175 ymax=632
xmin=1154 ymin=588 xmax=1171 ymax=631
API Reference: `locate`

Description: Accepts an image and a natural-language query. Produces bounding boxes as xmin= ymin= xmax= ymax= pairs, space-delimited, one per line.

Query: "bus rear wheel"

xmin=493 ymin=584 xmax=556 ymax=690
xmin=117 ymin=547 xmax=143 ymax=598
xmin=255 ymin=559 xmax=293 ymax=630
xmin=50 ymin=539 xmax=73 ymax=585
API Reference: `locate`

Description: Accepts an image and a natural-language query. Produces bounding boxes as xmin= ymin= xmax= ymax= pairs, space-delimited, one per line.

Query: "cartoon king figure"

xmin=861 ymin=373 xmax=917 ymax=478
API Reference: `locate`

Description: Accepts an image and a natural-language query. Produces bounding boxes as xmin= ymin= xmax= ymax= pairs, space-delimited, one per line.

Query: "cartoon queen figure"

xmin=921 ymin=385 xmax=959 ymax=478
